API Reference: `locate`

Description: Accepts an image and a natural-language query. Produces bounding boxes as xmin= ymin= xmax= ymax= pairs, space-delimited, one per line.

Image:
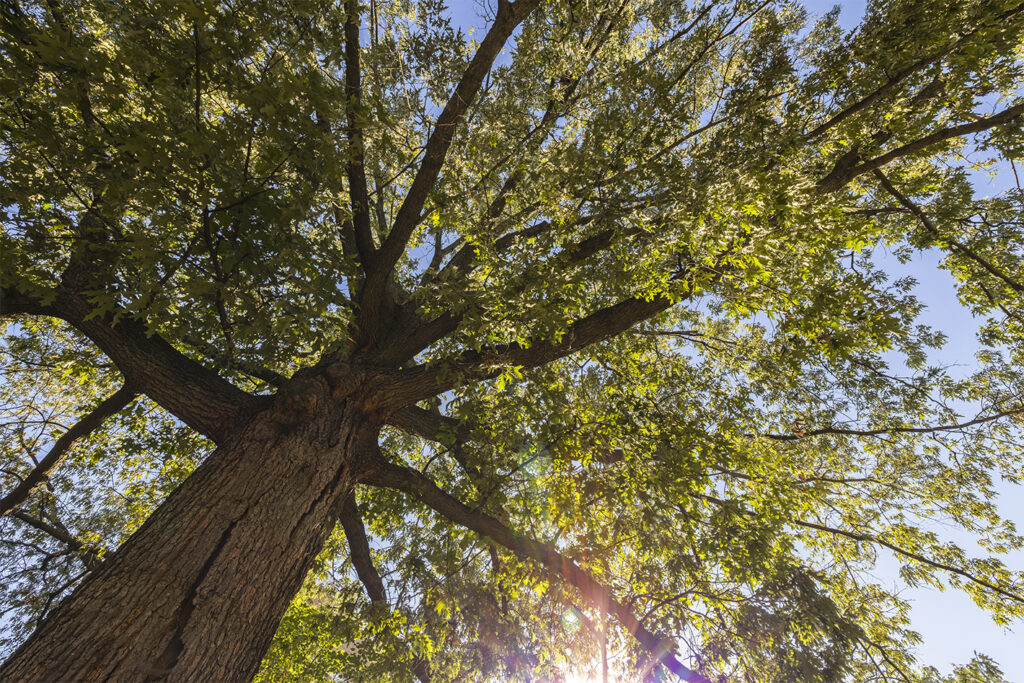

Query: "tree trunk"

xmin=0 ymin=382 xmax=372 ymax=682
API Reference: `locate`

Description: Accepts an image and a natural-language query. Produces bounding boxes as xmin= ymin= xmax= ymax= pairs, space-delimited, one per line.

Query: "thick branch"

xmin=1 ymin=383 xmax=136 ymax=517
xmin=337 ymin=490 xmax=387 ymax=604
xmin=387 ymin=406 xmax=464 ymax=443
xmin=1 ymin=286 xmax=55 ymax=320
xmin=393 ymin=291 xmax=681 ymax=403
xmin=389 ymin=221 xmax=628 ymax=364
xmin=363 ymin=458 xmax=709 ymax=683
xmin=0 ymin=286 xmax=258 ymax=443
xmin=356 ymin=0 xmax=540 ymax=344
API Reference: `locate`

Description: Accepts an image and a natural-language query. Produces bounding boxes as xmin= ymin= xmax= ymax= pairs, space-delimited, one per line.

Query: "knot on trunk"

xmin=270 ymin=376 xmax=325 ymax=428
xmin=323 ymin=361 xmax=367 ymax=401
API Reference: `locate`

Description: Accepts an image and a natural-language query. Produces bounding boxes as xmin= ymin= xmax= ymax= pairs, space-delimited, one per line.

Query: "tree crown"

xmin=2 ymin=0 xmax=1024 ymax=679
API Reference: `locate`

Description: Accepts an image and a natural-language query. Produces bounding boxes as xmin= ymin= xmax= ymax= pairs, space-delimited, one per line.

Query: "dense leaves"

xmin=2 ymin=0 xmax=1024 ymax=680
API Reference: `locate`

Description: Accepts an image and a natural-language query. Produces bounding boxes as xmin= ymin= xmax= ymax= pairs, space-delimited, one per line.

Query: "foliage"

xmin=2 ymin=0 xmax=1024 ymax=680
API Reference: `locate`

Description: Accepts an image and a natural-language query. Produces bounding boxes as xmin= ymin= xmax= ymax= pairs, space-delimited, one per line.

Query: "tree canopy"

xmin=1 ymin=0 xmax=1024 ymax=680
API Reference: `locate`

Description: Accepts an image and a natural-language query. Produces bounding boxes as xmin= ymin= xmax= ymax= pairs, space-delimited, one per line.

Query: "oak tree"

xmin=2 ymin=0 xmax=1024 ymax=680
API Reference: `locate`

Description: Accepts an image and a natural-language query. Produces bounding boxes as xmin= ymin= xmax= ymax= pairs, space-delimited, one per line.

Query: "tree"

xmin=1 ymin=0 xmax=1023 ymax=679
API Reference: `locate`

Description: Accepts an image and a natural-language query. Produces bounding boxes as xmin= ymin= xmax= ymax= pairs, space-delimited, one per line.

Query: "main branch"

xmin=355 ymin=0 xmax=540 ymax=347
xmin=393 ymin=290 xmax=684 ymax=403
xmin=0 ymin=286 xmax=257 ymax=443
xmin=344 ymin=0 xmax=377 ymax=269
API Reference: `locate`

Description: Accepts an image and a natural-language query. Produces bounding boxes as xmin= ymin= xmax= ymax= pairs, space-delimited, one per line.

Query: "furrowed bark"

xmin=0 ymin=383 xmax=137 ymax=517
xmin=0 ymin=383 xmax=374 ymax=682
xmin=363 ymin=457 xmax=710 ymax=683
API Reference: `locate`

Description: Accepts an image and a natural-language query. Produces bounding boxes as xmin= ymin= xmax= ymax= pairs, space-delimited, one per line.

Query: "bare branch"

xmin=180 ymin=335 xmax=287 ymax=386
xmin=792 ymin=518 xmax=1024 ymax=606
xmin=336 ymin=488 xmax=432 ymax=681
xmin=393 ymin=288 xmax=685 ymax=404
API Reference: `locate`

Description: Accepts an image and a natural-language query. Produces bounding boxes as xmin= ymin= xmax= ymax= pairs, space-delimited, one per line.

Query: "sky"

xmin=438 ymin=0 xmax=1024 ymax=678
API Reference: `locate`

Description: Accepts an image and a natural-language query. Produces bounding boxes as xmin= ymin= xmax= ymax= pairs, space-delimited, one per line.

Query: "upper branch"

xmin=344 ymin=0 xmax=377 ymax=269
xmin=792 ymin=518 xmax=1024 ymax=606
xmin=817 ymin=103 xmax=1024 ymax=193
xmin=362 ymin=456 xmax=710 ymax=683
xmin=759 ymin=405 xmax=1024 ymax=442
xmin=873 ymin=169 xmax=1024 ymax=293
xmin=804 ymin=48 xmax=950 ymax=142
xmin=697 ymin=494 xmax=1024 ymax=606
xmin=806 ymin=1 xmax=1024 ymax=142
xmin=386 ymin=219 xmax=627 ymax=364
xmin=391 ymin=290 xmax=683 ymax=405
xmin=0 ymin=383 xmax=137 ymax=517
xmin=355 ymin=0 xmax=540 ymax=344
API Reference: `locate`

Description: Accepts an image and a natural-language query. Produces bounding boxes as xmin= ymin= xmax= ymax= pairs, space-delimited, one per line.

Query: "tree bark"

xmin=0 ymin=381 xmax=374 ymax=682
